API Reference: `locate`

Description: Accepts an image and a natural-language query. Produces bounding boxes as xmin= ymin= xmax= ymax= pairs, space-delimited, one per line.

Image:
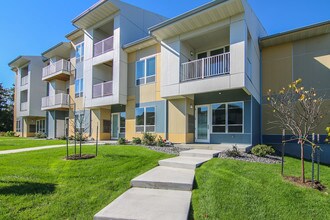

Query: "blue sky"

xmin=1 ymin=0 xmax=329 ymax=88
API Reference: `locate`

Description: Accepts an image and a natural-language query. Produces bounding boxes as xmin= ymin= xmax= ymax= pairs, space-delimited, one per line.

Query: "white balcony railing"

xmin=181 ymin=52 xmax=230 ymax=82
xmin=42 ymin=93 xmax=69 ymax=109
xmin=94 ymin=36 xmax=114 ymax=57
xmin=92 ymin=81 xmax=113 ymax=98
xmin=21 ymin=76 xmax=29 ymax=86
xmin=20 ymin=102 xmax=28 ymax=111
xmin=42 ymin=59 xmax=71 ymax=79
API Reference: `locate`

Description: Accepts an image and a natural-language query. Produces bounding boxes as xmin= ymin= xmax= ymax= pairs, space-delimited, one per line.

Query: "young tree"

xmin=267 ymin=79 xmax=324 ymax=183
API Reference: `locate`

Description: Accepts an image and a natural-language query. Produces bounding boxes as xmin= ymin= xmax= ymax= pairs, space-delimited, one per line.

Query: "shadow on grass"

xmin=0 ymin=180 xmax=56 ymax=195
xmin=102 ymin=154 xmax=134 ymax=159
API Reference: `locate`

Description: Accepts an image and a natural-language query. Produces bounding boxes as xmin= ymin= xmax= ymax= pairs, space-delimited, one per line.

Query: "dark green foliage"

xmin=35 ymin=132 xmax=47 ymax=139
xmin=225 ymin=145 xmax=241 ymax=157
xmin=157 ymin=136 xmax=166 ymax=147
xmin=251 ymin=145 xmax=275 ymax=157
xmin=0 ymin=83 xmax=14 ymax=132
xmin=142 ymin=133 xmax=156 ymax=146
xmin=117 ymin=138 xmax=127 ymax=145
xmin=132 ymin=137 xmax=142 ymax=145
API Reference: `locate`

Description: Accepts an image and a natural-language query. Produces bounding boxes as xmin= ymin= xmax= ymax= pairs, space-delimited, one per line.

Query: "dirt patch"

xmin=65 ymin=154 xmax=96 ymax=160
xmin=284 ymin=176 xmax=327 ymax=192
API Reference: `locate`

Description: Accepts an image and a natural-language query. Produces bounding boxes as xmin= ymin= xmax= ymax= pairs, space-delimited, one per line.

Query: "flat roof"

xmin=260 ymin=20 xmax=330 ymax=47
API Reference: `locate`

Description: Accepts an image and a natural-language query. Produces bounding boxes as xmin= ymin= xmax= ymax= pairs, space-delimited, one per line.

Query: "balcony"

xmin=181 ymin=53 xmax=230 ymax=82
xmin=21 ymin=75 xmax=29 ymax=86
xmin=92 ymin=81 xmax=113 ymax=99
xmin=41 ymin=93 xmax=70 ymax=111
xmin=94 ymin=36 xmax=114 ymax=57
xmin=20 ymin=102 xmax=28 ymax=111
xmin=42 ymin=59 xmax=72 ymax=81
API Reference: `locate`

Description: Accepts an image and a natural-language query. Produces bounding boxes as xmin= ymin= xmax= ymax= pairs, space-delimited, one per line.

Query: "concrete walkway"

xmin=94 ymin=149 xmax=221 ymax=220
xmin=0 ymin=143 xmax=97 ymax=155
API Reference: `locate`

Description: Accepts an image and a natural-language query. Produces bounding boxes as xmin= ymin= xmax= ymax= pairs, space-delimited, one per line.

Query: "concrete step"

xmin=180 ymin=149 xmax=221 ymax=158
xmin=94 ymin=188 xmax=191 ymax=220
xmin=131 ymin=166 xmax=195 ymax=191
xmin=158 ymin=156 xmax=210 ymax=170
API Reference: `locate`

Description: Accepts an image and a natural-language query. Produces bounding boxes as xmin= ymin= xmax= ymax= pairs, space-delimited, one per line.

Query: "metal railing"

xmin=42 ymin=59 xmax=71 ymax=79
xmin=21 ymin=75 xmax=29 ymax=86
xmin=94 ymin=36 xmax=114 ymax=57
xmin=181 ymin=52 xmax=230 ymax=82
xmin=42 ymin=93 xmax=69 ymax=108
xmin=92 ymin=81 xmax=113 ymax=98
xmin=20 ymin=102 xmax=28 ymax=111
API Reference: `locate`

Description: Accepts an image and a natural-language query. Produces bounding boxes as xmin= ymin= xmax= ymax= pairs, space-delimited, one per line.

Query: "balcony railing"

xmin=94 ymin=36 xmax=114 ymax=57
xmin=42 ymin=59 xmax=71 ymax=79
xmin=181 ymin=52 xmax=230 ymax=82
xmin=21 ymin=76 xmax=29 ymax=86
xmin=42 ymin=93 xmax=69 ymax=109
xmin=20 ymin=102 xmax=28 ymax=111
xmin=92 ymin=81 xmax=113 ymax=98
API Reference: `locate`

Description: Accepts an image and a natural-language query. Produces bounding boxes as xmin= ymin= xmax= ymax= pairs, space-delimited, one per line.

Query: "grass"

xmin=0 ymin=145 xmax=173 ymax=219
xmin=192 ymin=157 xmax=330 ymax=220
xmin=0 ymin=137 xmax=66 ymax=151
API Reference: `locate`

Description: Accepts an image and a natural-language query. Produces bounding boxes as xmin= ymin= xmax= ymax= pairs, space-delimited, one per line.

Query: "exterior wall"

xmin=47 ymin=111 xmax=69 ymax=139
xmin=126 ymin=44 xmax=166 ymax=141
xmin=91 ymin=108 xmax=111 ymax=140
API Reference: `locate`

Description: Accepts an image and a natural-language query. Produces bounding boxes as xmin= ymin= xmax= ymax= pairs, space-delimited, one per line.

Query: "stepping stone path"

xmin=94 ymin=149 xmax=221 ymax=220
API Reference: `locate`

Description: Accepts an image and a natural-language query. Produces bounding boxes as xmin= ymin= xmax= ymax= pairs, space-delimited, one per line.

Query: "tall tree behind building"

xmin=0 ymin=83 xmax=14 ymax=131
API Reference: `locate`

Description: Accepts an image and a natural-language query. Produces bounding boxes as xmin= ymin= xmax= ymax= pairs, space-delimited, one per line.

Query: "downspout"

xmin=259 ymin=40 xmax=263 ymax=145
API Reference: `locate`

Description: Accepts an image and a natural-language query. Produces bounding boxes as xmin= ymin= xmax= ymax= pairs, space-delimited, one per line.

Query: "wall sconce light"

xmin=190 ymin=51 xmax=194 ymax=57
xmin=190 ymin=104 xmax=193 ymax=109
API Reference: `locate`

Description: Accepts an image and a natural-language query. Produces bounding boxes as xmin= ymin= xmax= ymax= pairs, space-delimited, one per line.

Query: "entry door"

xmin=111 ymin=113 xmax=120 ymax=140
xmin=195 ymin=105 xmax=210 ymax=143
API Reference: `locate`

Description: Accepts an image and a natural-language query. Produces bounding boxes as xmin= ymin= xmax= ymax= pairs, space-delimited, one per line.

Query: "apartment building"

xmin=9 ymin=56 xmax=47 ymax=137
xmin=9 ymin=0 xmax=330 ymax=152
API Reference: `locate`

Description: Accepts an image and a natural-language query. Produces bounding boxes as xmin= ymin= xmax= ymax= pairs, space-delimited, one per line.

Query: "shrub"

xmin=35 ymin=132 xmax=47 ymax=139
xmin=132 ymin=137 xmax=142 ymax=145
xmin=142 ymin=132 xmax=156 ymax=146
xmin=251 ymin=145 xmax=275 ymax=157
xmin=225 ymin=145 xmax=241 ymax=157
xmin=69 ymin=133 xmax=87 ymax=141
xmin=57 ymin=136 xmax=67 ymax=140
xmin=157 ymin=136 xmax=166 ymax=147
xmin=117 ymin=138 xmax=127 ymax=145
xmin=3 ymin=131 xmax=17 ymax=137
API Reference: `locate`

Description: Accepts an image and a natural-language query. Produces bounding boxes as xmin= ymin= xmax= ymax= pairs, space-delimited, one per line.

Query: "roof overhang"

xmin=42 ymin=42 xmax=72 ymax=59
xmin=260 ymin=20 xmax=330 ymax=48
xmin=8 ymin=56 xmax=30 ymax=68
xmin=149 ymin=0 xmax=244 ymax=40
xmin=65 ymin=29 xmax=84 ymax=41
xmin=72 ymin=0 xmax=119 ymax=29
xmin=123 ymin=36 xmax=158 ymax=53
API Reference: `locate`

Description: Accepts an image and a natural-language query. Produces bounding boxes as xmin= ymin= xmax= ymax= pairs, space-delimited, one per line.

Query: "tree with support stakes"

xmin=267 ymin=78 xmax=324 ymax=184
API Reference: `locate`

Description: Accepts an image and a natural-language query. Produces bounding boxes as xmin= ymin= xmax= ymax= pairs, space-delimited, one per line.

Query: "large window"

xmin=16 ymin=120 xmax=21 ymax=132
xmin=76 ymin=42 xmax=84 ymax=63
xmin=36 ymin=120 xmax=46 ymax=133
xmin=75 ymin=78 xmax=83 ymax=98
xmin=136 ymin=56 xmax=156 ymax=85
xmin=212 ymin=102 xmax=243 ymax=133
xmin=135 ymin=107 xmax=155 ymax=132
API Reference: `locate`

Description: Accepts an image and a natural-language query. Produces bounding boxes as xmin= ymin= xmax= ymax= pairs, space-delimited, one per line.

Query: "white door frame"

xmin=111 ymin=113 xmax=120 ymax=140
xmin=195 ymin=105 xmax=210 ymax=143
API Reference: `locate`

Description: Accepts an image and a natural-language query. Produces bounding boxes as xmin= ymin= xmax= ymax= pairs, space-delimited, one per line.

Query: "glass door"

xmin=111 ymin=113 xmax=119 ymax=140
xmin=195 ymin=105 xmax=210 ymax=143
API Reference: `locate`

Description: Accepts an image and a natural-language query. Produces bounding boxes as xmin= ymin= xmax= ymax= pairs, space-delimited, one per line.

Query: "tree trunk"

xmin=300 ymin=141 xmax=305 ymax=183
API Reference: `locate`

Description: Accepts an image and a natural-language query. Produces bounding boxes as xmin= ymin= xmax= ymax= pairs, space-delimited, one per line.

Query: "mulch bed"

xmin=65 ymin=154 xmax=96 ymax=160
xmin=284 ymin=176 xmax=327 ymax=192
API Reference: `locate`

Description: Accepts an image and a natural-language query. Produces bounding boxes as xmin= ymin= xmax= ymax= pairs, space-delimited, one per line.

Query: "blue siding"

xmin=252 ymin=96 xmax=261 ymax=145
xmin=136 ymin=101 xmax=166 ymax=133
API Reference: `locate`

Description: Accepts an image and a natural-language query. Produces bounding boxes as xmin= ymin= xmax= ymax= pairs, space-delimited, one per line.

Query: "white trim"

xmin=135 ymin=56 xmax=156 ymax=86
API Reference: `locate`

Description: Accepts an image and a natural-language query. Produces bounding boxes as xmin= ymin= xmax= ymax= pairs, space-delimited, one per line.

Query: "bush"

xmin=142 ymin=132 xmax=156 ymax=146
xmin=117 ymin=138 xmax=127 ymax=145
xmin=132 ymin=137 xmax=142 ymax=145
xmin=251 ymin=145 xmax=275 ymax=157
xmin=157 ymin=136 xmax=166 ymax=147
xmin=57 ymin=136 xmax=67 ymax=140
xmin=2 ymin=131 xmax=17 ymax=137
xmin=35 ymin=132 xmax=47 ymax=139
xmin=69 ymin=133 xmax=87 ymax=141
xmin=225 ymin=145 xmax=241 ymax=157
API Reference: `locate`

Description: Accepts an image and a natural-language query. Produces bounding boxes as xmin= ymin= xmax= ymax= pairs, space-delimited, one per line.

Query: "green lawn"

xmin=192 ymin=157 xmax=330 ymax=220
xmin=0 ymin=145 xmax=172 ymax=219
xmin=0 ymin=137 xmax=66 ymax=151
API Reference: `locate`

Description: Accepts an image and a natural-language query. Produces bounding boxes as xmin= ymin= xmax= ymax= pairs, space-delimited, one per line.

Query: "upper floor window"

xmin=76 ymin=42 xmax=84 ymax=63
xmin=197 ymin=46 xmax=230 ymax=59
xmin=75 ymin=78 xmax=83 ymax=98
xmin=136 ymin=56 xmax=156 ymax=85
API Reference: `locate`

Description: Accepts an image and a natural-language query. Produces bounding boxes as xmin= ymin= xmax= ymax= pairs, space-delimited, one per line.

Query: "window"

xmin=120 ymin=112 xmax=126 ymax=134
xmin=36 ymin=120 xmax=46 ymax=133
xmin=29 ymin=124 xmax=36 ymax=133
xmin=75 ymin=113 xmax=85 ymax=133
xmin=212 ymin=102 xmax=243 ymax=133
xmin=135 ymin=56 xmax=156 ymax=85
xmin=76 ymin=43 xmax=84 ymax=63
xmin=16 ymin=120 xmax=21 ymax=132
xmin=103 ymin=120 xmax=111 ymax=133
xmin=75 ymin=78 xmax=83 ymax=98
xmin=135 ymin=107 xmax=155 ymax=132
